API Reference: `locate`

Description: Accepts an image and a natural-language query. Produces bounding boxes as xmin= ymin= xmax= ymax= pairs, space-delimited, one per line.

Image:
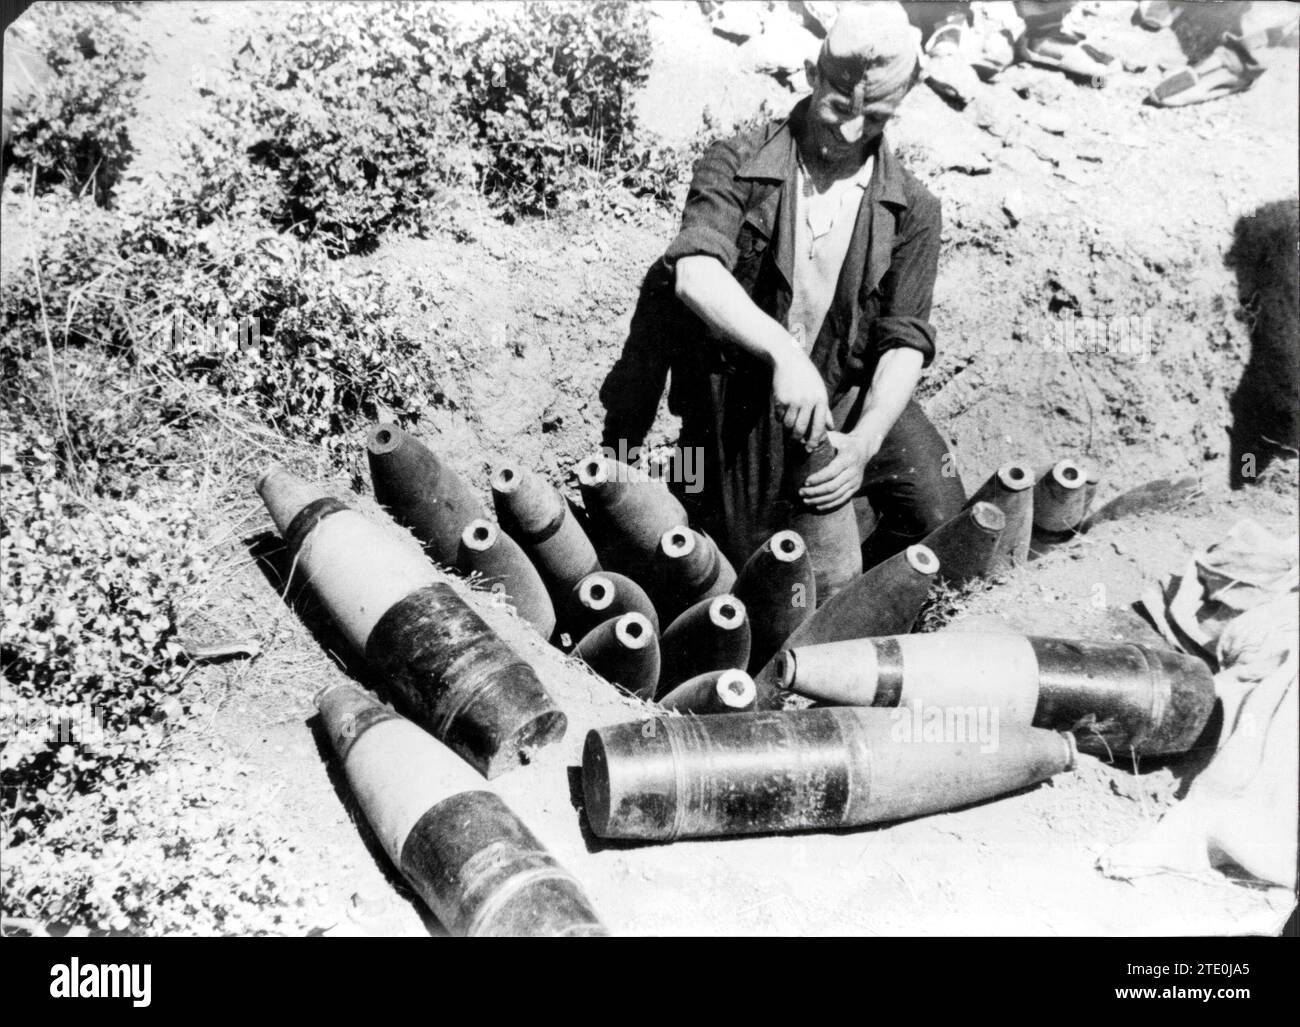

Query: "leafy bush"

xmin=196 ymin=1 xmax=479 ymax=254
xmin=185 ymin=0 xmax=660 ymax=245
xmin=124 ymin=215 xmax=433 ymax=453
xmin=0 ymin=191 xmax=133 ymax=365
xmin=0 ymin=412 xmax=208 ymax=830
xmin=1 ymin=192 xmax=433 ymax=457
xmin=4 ymin=3 xmax=147 ymax=205
xmin=2 ymin=756 xmax=322 ymax=934
xmin=457 ymin=1 xmax=654 ymax=216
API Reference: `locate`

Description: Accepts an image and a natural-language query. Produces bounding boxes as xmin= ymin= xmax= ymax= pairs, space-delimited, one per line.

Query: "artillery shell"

xmin=564 ymin=571 xmax=660 ymax=641
xmin=657 ymin=594 xmax=752 ymax=699
xmin=1033 ymin=458 xmax=1089 ymax=535
xmin=491 ymin=463 xmax=600 ymax=597
xmin=750 ymin=543 xmax=938 ymax=708
xmin=572 ymin=612 xmax=661 ymax=700
xmin=456 ymin=519 xmax=556 ymax=638
xmin=762 ymin=543 xmax=938 ymax=664
xmin=257 ymin=465 xmax=565 ymax=779
xmin=658 ymin=668 xmax=758 ymax=715
xmin=651 ymin=525 xmax=736 ymax=624
xmin=367 ymin=423 xmax=487 ymax=568
xmin=733 ymin=530 xmax=816 ymax=673
xmin=919 ymin=501 xmax=1006 ymax=587
xmin=965 ymin=463 xmax=1033 ymax=570
xmin=777 ymin=633 xmax=1216 ymax=757
xmin=787 ymin=438 xmax=861 ymax=604
xmin=582 ymin=707 xmax=1076 ymax=841
xmin=577 ymin=454 xmax=689 ymax=578
xmin=317 ymin=682 xmax=604 ymax=936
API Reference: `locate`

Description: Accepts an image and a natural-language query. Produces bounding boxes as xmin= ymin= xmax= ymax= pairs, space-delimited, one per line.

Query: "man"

xmin=658 ymin=1 xmax=965 ymax=571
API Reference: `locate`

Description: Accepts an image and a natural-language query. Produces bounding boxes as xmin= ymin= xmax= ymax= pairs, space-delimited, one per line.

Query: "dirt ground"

xmin=107 ymin=1 xmax=1300 ymax=935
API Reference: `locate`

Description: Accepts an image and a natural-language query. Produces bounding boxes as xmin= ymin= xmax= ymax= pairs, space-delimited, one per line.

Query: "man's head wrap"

xmin=814 ymin=2 xmax=923 ymax=105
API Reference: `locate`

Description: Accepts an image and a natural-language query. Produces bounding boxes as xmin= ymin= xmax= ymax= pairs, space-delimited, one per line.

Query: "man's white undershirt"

xmin=787 ymin=152 xmax=875 ymax=352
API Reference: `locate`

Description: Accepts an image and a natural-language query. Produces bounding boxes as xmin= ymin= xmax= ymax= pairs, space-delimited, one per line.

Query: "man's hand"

xmin=772 ymin=345 xmax=832 ymax=449
xmin=800 ymin=430 xmax=877 ymax=511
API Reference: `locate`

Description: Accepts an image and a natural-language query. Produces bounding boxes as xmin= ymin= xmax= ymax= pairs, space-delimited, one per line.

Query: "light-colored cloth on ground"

xmin=1103 ymin=520 xmax=1299 ymax=890
xmin=1140 ymin=518 xmax=1298 ymax=665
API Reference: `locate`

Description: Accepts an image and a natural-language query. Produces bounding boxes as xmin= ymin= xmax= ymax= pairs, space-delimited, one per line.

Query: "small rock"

xmin=741 ymin=26 xmax=819 ymax=78
xmin=1037 ymin=110 xmax=1069 ymax=135
xmin=1002 ymin=188 xmax=1025 ymax=227
xmin=711 ymin=3 xmax=763 ymax=43
xmin=1122 ymin=58 xmax=1148 ymax=73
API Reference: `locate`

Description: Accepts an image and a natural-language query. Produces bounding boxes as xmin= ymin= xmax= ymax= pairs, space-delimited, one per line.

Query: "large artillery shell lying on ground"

xmin=582 ymin=707 xmax=1076 ymax=841
xmin=1033 ymin=459 xmax=1088 ymax=536
xmin=317 ymin=683 xmax=604 ymax=936
xmin=368 ymin=424 xmax=487 ymax=567
xmin=578 ymin=454 xmax=689 ymax=577
xmin=787 ymin=439 xmax=861 ymax=605
xmin=573 ymin=612 xmax=661 ymax=700
xmin=491 ymin=463 xmax=600 ymax=597
xmin=564 ymin=571 xmax=660 ymax=642
xmin=650 ymin=526 xmax=736 ymax=624
xmin=658 ymin=669 xmax=757 ymax=715
xmin=734 ymin=530 xmax=816 ymax=672
xmin=919 ymin=501 xmax=1005 ymax=587
xmin=965 ymin=463 xmax=1033 ymax=570
xmin=456 ymin=519 xmax=556 ymax=638
xmin=258 ymin=465 xmax=565 ymax=778
xmin=776 ymin=634 xmax=1216 ymax=757
xmin=657 ymin=595 xmax=752 ymax=699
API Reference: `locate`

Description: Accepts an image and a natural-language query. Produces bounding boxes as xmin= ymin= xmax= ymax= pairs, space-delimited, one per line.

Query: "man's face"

xmin=804 ymin=59 xmax=908 ymax=164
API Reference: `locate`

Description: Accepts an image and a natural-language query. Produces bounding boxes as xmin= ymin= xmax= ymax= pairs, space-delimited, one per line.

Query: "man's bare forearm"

xmin=674 ymin=255 xmax=793 ymax=366
xmin=674 ymin=254 xmax=832 ymax=445
xmin=848 ymin=347 xmax=924 ymax=452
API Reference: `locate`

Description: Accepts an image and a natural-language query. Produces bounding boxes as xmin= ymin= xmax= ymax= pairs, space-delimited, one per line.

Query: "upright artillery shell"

xmin=581 ymin=707 xmax=1076 ymax=841
xmin=787 ymin=439 xmax=861 ymax=605
xmin=564 ymin=571 xmax=660 ymax=642
xmin=317 ymin=683 xmax=605 ymax=936
xmin=657 ymin=594 xmax=752 ymax=699
xmin=919 ymin=501 xmax=1006 ymax=587
xmin=658 ymin=668 xmax=758 ymax=715
xmin=456 ymin=519 xmax=557 ymax=638
xmin=491 ymin=463 xmax=600 ymax=598
xmin=776 ymin=633 xmax=1216 ymax=757
xmin=572 ymin=612 xmax=661 ymax=700
xmin=367 ymin=423 xmax=487 ymax=568
xmin=258 ymin=465 xmax=565 ymax=779
xmin=577 ymin=454 xmax=689 ymax=578
xmin=1033 ymin=458 xmax=1089 ymax=536
xmin=965 ymin=463 xmax=1033 ymax=570
xmin=650 ymin=525 xmax=736 ymax=624
xmin=733 ymin=529 xmax=816 ymax=673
